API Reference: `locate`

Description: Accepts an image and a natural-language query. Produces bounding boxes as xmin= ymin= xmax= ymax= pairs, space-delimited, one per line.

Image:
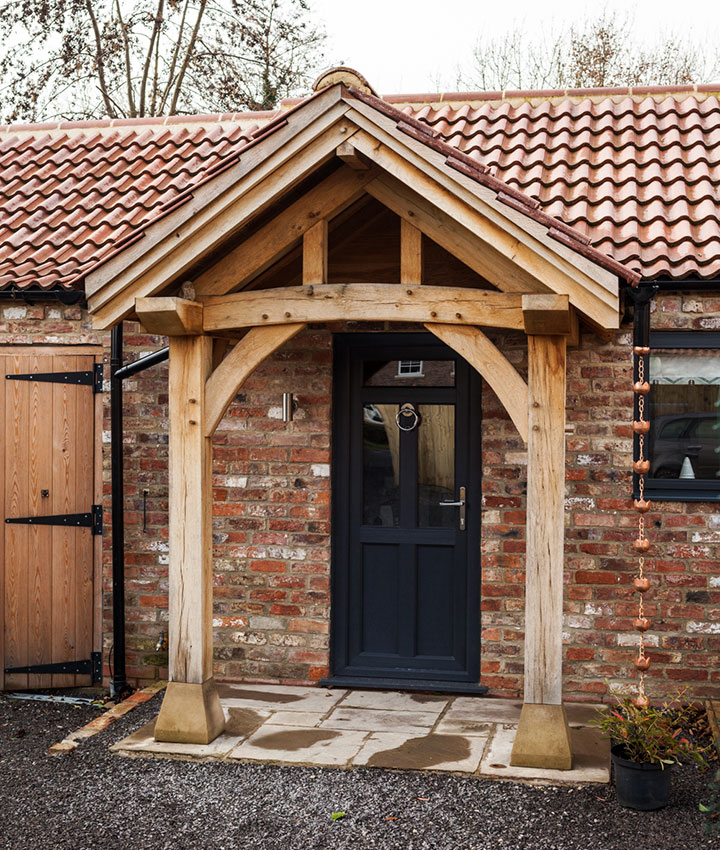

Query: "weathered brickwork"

xmin=3 ymin=296 xmax=719 ymax=703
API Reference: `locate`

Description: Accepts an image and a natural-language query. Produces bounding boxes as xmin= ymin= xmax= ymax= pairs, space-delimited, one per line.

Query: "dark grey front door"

xmin=330 ymin=334 xmax=482 ymax=686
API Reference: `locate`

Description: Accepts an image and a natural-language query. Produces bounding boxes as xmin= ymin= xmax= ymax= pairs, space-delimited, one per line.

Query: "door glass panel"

xmin=363 ymin=403 xmax=400 ymax=526
xmin=418 ymin=404 xmax=455 ymax=528
xmin=363 ymin=359 xmax=455 ymax=387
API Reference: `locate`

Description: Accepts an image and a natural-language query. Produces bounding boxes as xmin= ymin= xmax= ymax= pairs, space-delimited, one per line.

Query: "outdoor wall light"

xmin=282 ymin=392 xmax=297 ymax=423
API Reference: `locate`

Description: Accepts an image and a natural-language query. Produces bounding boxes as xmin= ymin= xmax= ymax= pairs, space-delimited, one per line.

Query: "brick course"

xmin=3 ymin=296 xmax=719 ymax=703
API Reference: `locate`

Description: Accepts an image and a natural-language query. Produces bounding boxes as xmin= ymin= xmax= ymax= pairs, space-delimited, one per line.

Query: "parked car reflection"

xmin=650 ymin=413 xmax=720 ymax=479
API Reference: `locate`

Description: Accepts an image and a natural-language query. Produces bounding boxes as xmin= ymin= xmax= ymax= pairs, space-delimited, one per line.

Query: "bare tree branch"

xmin=169 ymin=0 xmax=207 ymax=114
xmin=84 ymin=0 xmax=118 ymax=117
xmin=139 ymin=0 xmax=165 ymax=116
xmin=0 ymin=0 xmax=326 ymax=122
xmin=114 ymin=0 xmax=137 ymax=117
xmin=158 ymin=0 xmax=191 ymax=113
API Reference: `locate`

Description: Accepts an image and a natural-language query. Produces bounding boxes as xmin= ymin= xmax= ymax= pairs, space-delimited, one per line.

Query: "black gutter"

xmin=110 ymin=333 xmax=169 ymax=699
xmin=649 ymin=278 xmax=720 ymax=292
xmin=0 ymin=286 xmax=85 ymax=305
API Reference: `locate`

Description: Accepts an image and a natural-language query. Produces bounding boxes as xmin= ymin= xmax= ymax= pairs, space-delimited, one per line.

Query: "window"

xmin=643 ymin=332 xmax=720 ymax=501
xmin=397 ymin=359 xmax=423 ymax=377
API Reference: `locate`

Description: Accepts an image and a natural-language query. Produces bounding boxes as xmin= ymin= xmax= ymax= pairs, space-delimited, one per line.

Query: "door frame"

xmin=327 ymin=332 xmax=484 ymax=691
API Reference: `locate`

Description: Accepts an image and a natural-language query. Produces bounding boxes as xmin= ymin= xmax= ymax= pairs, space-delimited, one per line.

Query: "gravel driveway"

xmin=0 ymin=692 xmax=715 ymax=850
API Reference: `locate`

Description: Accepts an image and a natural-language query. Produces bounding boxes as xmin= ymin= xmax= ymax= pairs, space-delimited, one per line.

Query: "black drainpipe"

xmin=626 ymin=283 xmax=658 ymax=499
xmin=109 ymin=324 xmax=169 ymax=698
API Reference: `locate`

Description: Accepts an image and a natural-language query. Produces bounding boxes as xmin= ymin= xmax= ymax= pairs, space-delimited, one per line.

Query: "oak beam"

xmin=194 ymin=166 xmax=371 ymax=297
xmin=135 ymin=297 xmax=203 ymax=336
xmin=522 ymin=294 xmax=571 ymax=335
xmin=400 ymin=219 xmax=423 ymax=285
xmin=365 ymin=173 xmax=552 ymax=297
xmin=155 ymin=334 xmax=224 ymax=744
xmin=336 ymin=140 xmax=369 ymax=170
xmin=201 ymin=285 xmax=525 ymax=333
xmin=204 ymin=323 xmax=306 ymax=437
xmin=511 ymin=333 xmax=571 ymax=770
xmin=303 ymin=220 xmax=328 ymax=285
xmin=425 ymin=323 xmax=529 ymax=442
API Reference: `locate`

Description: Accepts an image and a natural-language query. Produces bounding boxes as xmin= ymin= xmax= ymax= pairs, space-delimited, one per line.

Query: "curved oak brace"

xmin=204 ymin=323 xmax=306 ymax=437
xmin=425 ymin=322 xmax=529 ymax=443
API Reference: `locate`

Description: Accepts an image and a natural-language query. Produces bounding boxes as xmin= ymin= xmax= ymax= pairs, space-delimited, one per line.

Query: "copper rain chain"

xmin=632 ymin=344 xmax=652 ymax=707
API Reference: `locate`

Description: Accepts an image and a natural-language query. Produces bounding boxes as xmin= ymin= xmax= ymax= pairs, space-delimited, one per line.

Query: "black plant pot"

xmin=611 ymin=745 xmax=673 ymax=810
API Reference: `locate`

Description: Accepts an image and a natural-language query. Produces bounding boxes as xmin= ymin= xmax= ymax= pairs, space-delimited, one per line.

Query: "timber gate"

xmin=0 ymin=350 xmax=103 ymax=689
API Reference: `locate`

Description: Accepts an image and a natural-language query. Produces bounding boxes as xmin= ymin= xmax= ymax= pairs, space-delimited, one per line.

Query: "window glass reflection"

xmin=363 ymin=403 xmax=400 ymax=526
xmin=648 ymin=350 xmax=720 ymax=481
xmin=418 ymin=404 xmax=455 ymax=527
xmin=363 ymin=360 xmax=455 ymax=387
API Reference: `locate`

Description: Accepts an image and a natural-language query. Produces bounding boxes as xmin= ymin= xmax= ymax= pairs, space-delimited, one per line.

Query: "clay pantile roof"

xmin=384 ymin=85 xmax=720 ymax=281
xmin=2 ymin=82 xmax=720 ymax=290
xmin=0 ymin=112 xmax=278 ymax=289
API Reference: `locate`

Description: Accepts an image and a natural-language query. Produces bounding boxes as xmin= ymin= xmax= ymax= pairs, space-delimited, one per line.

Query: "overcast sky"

xmin=308 ymin=0 xmax=718 ymax=94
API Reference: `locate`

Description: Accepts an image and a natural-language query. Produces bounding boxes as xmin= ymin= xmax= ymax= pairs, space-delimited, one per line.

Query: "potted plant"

xmin=595 ymin=691 xmax=709 ymax=810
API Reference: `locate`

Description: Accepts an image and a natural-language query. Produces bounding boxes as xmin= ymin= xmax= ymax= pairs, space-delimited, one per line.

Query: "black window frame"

xmin=639 ymin=330 xmax=720 ymax=502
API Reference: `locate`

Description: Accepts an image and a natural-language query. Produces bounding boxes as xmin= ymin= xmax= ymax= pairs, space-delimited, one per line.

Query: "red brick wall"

xmin=4 ymin=297 xmax=719 ymax=703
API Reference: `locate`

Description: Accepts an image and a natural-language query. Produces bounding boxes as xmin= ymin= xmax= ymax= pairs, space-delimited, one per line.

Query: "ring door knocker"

xmin=396 ymin=402 xmax=420 ymax=432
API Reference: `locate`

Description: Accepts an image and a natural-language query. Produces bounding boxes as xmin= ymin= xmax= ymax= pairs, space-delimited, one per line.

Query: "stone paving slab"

xmin=440 ymin=697 xmax=523 ymax=725
xmin=228 ymin=724 xmax=368 ymax=766
xmin=434 ymin=714 xmax=494 ymax=737
xmin=353 ymin=731 xmax=488 ymax=773
xmin=321 ymin=707 xmax=439 ymax=733
xmin=564 ymin=702 xmax=602 ymax=728
xmin=480 ymin=724 xmax=609 ymax=784
xmin=340 ymin=690 xmax=448 ymax=713
xmin=266 ymin=710 xmax=327 ymax=727
xmin=111 ymin=715 xmax=255 ymax=760
xmin=216 ymin=683 xmax=346 ymax=713
xmin=110 ymin=686 xmax=611 ymax=784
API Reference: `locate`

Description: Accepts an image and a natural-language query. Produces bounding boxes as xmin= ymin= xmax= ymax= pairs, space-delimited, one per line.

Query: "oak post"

xmin=302 ymin=219 xmax=329 ymax=285
xmin=400 ymin=219 xmax=422 ymax=285
xmin=155 ymin=334 xmax=225 ymax=744
xmin=511 ymin=333 xmax=572 ymax=769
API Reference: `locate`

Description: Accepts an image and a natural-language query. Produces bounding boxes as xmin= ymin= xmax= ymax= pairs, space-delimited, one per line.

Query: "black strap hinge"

xmin=5 ymin=651 xmax=102 ymax=682
xmin=6 ymin=363 xmax=104 ymax=393
xmin=6 ymin=505 xmax=103 ymax=535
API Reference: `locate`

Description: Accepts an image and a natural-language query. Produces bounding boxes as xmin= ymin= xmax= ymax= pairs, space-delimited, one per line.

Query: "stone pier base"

xmin=154 ymin=679 xmax=225 ymax=744
xmin=510 ymin=703 xmax=572 ymax=770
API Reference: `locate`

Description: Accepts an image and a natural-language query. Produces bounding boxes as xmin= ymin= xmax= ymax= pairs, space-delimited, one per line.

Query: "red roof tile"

xmin=388 ymin=87 xmax=720 ymax=280
xmin=1 ymin=85 xmax=719 ymax=290
xmin=0 ymin=115 xmax=270 ymax=289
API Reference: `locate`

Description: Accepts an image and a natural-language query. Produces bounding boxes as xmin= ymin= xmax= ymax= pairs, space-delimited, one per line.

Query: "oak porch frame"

xmin=84 ymin=81 xmax=626 ymax=761
xmin=148 ymin=289 xmax=572 ymax=768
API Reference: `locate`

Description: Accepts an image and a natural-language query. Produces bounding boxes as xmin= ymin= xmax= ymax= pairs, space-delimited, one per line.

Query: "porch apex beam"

xmin=135 ymin=297 xmax=203 ymax=336
xmin=522 ymin=293 xmax=571 ymax=335
xmin=200 ymin=285 xmax=525 ymax=333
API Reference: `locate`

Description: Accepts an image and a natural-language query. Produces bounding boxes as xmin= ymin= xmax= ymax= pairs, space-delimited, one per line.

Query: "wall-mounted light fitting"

xmin=282 ymin=392 xmax=296 ymax=423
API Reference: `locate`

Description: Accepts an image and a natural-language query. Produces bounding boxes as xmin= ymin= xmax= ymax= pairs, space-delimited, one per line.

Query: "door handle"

xmin=439 ymin=486 xmax=466 ymax=530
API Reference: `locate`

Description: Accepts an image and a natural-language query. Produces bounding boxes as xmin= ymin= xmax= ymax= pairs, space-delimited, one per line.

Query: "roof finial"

xmin=312 ymin=66 xmax=378 ymax=96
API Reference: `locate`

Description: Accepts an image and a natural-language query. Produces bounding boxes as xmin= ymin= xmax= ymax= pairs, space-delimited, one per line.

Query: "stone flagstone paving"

xmin=112 ymin=684 xmax=609 ymax=784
